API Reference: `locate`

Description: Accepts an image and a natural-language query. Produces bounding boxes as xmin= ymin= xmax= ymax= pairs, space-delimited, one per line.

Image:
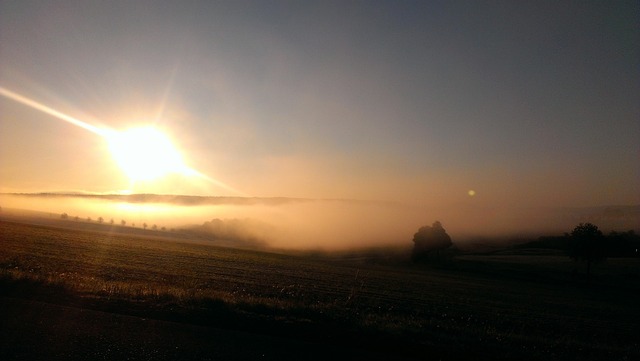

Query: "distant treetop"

xmin=568 ymin=223 xmax=606 ymax=282
xmin=412 ymin=221 xmax=453 ymax=261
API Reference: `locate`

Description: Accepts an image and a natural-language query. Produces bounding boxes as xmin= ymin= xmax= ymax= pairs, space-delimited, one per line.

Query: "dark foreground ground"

xmin=1 ymin=296 xmax=394 ymax=361
xmin=1 ymin=219 xmax=639 ymax=360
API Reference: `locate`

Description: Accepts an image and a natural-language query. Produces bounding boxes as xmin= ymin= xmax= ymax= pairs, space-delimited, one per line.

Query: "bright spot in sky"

xmin=468 ymin=190 xmax=476 ymax=197
xmin=0 ymin=86 xmax=244 ymax=194
xmin=107 ymin=127 xmax=189 ymax=181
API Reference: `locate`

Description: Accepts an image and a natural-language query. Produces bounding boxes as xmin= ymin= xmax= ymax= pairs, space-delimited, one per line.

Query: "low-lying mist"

xmin=1 ymin=193 xmax=638 ymax=250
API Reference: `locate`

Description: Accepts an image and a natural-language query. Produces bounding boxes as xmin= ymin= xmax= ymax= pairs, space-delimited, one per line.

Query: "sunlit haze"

xmin=1 ymin=1 xmax=638 ymax=248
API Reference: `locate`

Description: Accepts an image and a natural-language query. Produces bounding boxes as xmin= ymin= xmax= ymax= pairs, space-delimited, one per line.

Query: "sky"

xmin=1 ymin=1 xmax=638 ymax=221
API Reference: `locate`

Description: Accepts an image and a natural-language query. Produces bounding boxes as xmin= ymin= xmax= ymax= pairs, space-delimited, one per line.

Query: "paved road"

xmin=0 ymin=297 xmax=406 ymax=361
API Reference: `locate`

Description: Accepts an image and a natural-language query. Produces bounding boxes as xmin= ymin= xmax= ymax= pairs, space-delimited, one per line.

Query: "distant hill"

xmin=0 ymin=206 xmax=267 ymax=250
xmin=5 ymin=192 xmax=312 ymax=206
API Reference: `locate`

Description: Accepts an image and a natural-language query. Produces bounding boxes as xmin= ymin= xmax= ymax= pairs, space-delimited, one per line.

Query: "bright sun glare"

xmin=107 ymin=127 xmax=189 ymax=181
xmin=0 ymin=86 xmax=243 ymax=194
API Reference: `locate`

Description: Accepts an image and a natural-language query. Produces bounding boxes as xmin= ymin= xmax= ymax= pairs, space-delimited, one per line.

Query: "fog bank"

xmin=1 ymin=194 xmax=638 ymax=250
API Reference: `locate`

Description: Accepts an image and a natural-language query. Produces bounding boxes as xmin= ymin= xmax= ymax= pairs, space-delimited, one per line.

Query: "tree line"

xmin=412 ymin=221 xmax=639 ymax=282
xmin=59 ymin=212 xmax=171 ymax=232
xmin=513 ymin=224 xmax=640 ymax=258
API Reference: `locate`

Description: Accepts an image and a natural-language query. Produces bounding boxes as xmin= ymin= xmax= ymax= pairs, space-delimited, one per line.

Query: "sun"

xmin=107 ymin=126 xmax=190 ymax=181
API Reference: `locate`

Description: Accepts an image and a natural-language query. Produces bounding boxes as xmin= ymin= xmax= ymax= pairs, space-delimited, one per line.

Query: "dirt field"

xmin=1 ymin=219 xmax=639 ymax=360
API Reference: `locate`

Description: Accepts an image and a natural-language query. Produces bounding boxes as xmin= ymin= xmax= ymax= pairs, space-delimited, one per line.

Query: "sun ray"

xmin=0 ymin=86 xmax=109 ymax=137
xmin=153 ymin=61 xmax=180 ymax=123
xmin=0 ymin=86 xmax=245 ymax=195
xmin=182 ymin=167 xmax=248 ymax=196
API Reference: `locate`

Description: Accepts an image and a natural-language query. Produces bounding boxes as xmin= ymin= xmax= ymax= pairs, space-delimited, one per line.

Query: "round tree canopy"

xmin=412 ymin=221 xmax=452 ymax=258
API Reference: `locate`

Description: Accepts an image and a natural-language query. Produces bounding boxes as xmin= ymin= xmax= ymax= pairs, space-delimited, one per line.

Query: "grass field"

xmin=1 ymin=219 xmax=639 ymax=360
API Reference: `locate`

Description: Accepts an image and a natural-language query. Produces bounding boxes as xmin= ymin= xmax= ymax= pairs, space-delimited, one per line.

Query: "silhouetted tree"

xmin=74 ymin=216 xmax=79 ymax=222
xmin=98 ymin=217 xmax=103 ymax=223
xmin=143 ymin=223 xmax=148 ymax=230
xmin=152 ymin=224 xmax=158 ymax=231
xmin=110 ymin=218 xmax=114 ymax=225
xmin=61 ymin=213 xmax=68 ymax=219
xmin=121 ymin=219 xmax=126 ymax=226
xmin=132 ymin=223 xmax=135 ymax=228
xmin=568 ymin=223 xmax=606 ymax=282
xmin=412 ymin=221 xmax=453 ymax=262
xmin=87 ymin=217 xmax=92 ymax=222
xmin=161 ymin=226 xmax=166 ymax=231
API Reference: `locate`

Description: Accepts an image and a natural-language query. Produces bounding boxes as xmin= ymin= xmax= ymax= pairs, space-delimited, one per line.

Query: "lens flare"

xmin=0 ymin=86 xmax=244 ymax=195
xmin=0 ymin=86 xmax=107 ymax=136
